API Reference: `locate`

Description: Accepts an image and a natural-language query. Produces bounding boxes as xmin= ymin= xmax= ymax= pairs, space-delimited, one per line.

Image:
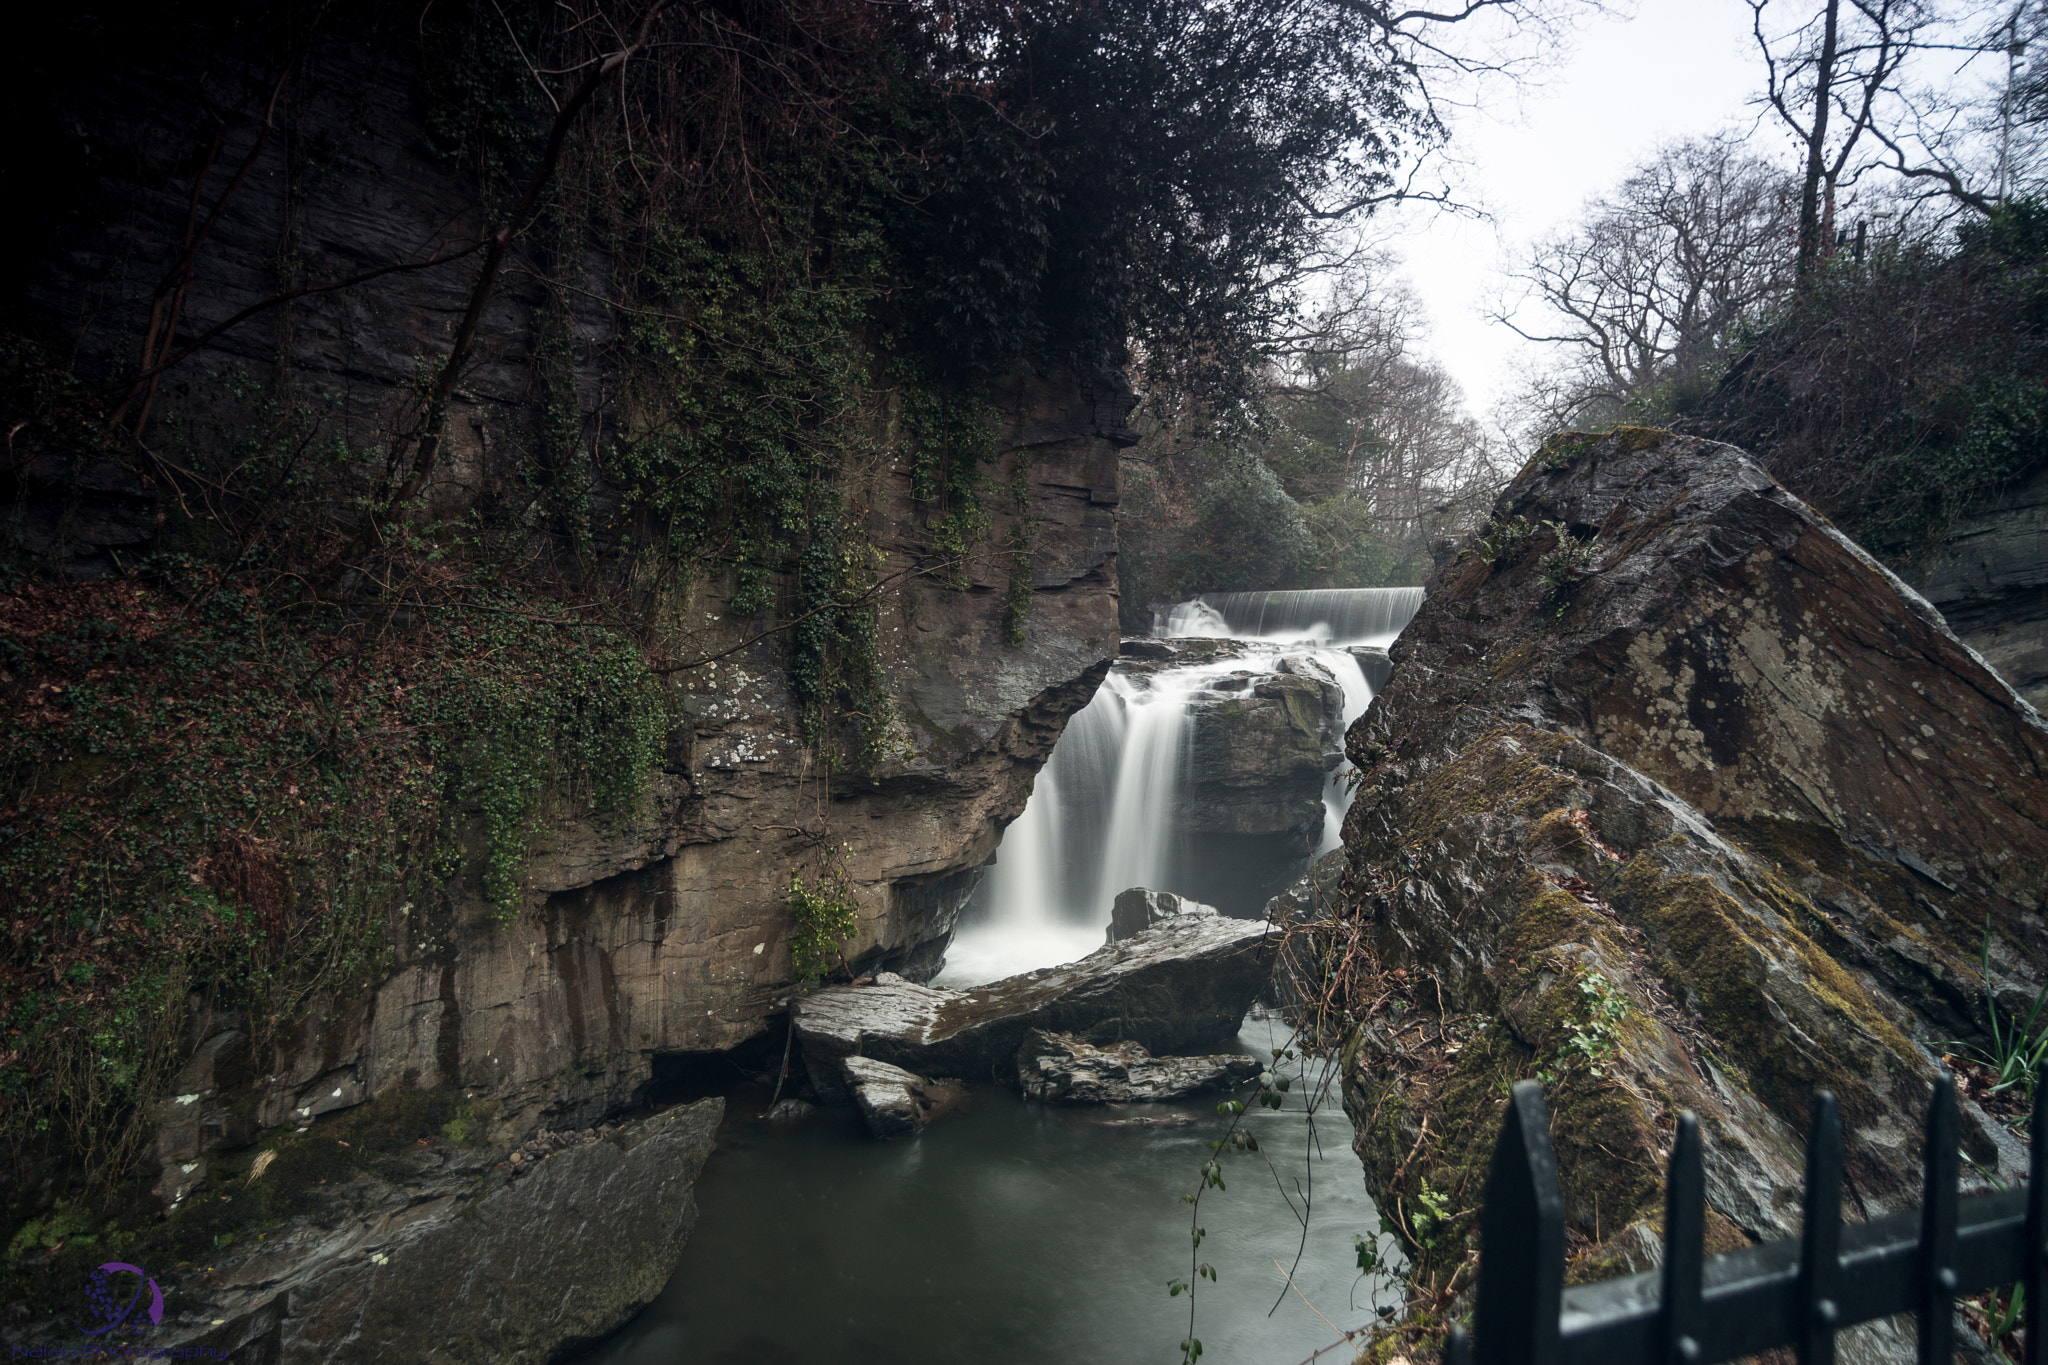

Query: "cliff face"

xmin=1334 ymin=429 xmax=2047 ymax=1305
xmin=3 ymin=19 xmax=1126 ymax=1185
xmin=1914 ymin=462 xmax=2048 ymax=711
xmin=312 ymin=380 xmax=1123 ymax=1144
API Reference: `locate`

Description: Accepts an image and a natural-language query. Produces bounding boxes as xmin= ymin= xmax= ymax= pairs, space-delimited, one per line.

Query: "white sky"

xmin=1388 ymin=0 xmax=1780 ymax=416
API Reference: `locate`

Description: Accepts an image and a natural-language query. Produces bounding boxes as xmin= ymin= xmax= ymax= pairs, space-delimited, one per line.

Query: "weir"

xmin=939 ymin=586 xmax=1424 ymax=985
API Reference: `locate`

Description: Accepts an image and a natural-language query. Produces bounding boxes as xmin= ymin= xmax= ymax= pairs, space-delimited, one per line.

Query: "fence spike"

xmin=1797 ymin=1091 xmax=1843 ymax=1365
xmin=1472 ymin=1079 xmax=1565 ymax=1365
xmin=2026 ymin=1062 xmax=2045 ymax=1365
xmin=1661 ymin=1112 xmax=1705 ymax=1365
xmin=1916 ymin=1072 xmax=1958 ymax=1365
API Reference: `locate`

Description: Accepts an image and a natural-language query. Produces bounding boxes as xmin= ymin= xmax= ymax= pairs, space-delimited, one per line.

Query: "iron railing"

xmin=1447 ymin=1069 xmax=2045 ymax=1365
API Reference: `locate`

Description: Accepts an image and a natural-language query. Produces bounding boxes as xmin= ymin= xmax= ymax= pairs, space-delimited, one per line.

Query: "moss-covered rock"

xmin=1331 ymin=427 xmax=2048 ymax=1353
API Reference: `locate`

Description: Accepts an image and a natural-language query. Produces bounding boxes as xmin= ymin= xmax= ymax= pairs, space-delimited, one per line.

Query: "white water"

xmin=937 ymin=587 xmax=1422 ymax=986
xmin=1155 ymin=586 xmax=1424 ymax=645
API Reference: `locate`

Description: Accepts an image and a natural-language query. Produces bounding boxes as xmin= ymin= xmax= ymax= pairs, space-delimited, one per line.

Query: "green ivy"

xmin=406 ymin=599 xmax=667 ymax=922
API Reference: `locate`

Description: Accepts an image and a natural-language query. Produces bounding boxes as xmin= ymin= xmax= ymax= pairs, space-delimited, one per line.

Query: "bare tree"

xmin=1746 ymin=0 xmax=2040 ymax=263
xmin=1495 ymin=136 xmax=1799 ymax=430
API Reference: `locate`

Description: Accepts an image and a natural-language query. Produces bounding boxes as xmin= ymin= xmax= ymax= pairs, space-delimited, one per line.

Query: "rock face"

xmin=1914 ymin=462 xmax=2048 ymax=709
xmin=1175 ymin=649 xmax=1346 ymax=837
xmin=794 ymin=914 xmax=1277 ymax=1100
xmin=1107 ymin=887 xmax=1220 ymax=941
xmin=1335 ymin=429 xmax=2046 ymax=1299
xmin=131 ymin=1099 xmax=722 ymax=1365
xmin=1097 ymin=638 xmax=1348 ymax=914
xmin=1016 ymin=1030 xmax=1262 ymax=1102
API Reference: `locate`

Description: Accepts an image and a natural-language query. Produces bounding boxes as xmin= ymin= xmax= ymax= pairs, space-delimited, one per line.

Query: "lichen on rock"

xmin=1331 ymin=427 xmax=2048 ymax=1319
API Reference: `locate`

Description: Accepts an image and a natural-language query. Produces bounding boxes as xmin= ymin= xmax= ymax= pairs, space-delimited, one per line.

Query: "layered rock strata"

xmin=1914 ymin=461 xmax=2048 ymax=709
xmin=1335 ymin=429 xmax=2047 ymax=1300
xmin=794 ymin=915 xmax=1278 ymax=1101
xmin=10 ymin=16 xmax=1127 ymax=1159
xmin=1016 ymin=1030 xmax=1262 ymax=1103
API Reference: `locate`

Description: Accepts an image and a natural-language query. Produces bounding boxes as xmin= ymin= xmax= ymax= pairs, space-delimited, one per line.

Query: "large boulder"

xmin=1334 ymin=428 xmax=2046 ymax=1306
xmin=842 ymin=1057 xmax=965 ymax=1139
xmin=1016 ymin=1030 xmax=1262 ymax=1102
xmin=794 ymin=914 xmax=1277 ymax=1101
xmin=113 ymin=1099 xmax=723 ymax=1365
xmin=1107 ymin=886 xmax=1220 ymax=941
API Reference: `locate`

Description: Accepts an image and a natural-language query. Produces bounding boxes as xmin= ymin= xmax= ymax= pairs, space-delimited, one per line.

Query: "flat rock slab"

xmin=1017 ymin=1029 xmax=1261 ymax=1102
xmin=796 ymin=915 xmax=1277 ymax=1102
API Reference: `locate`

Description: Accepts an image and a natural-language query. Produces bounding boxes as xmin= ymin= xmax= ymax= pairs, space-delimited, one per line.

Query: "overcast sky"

xmin=1388 ymin=0 xmax=1779 ymax=417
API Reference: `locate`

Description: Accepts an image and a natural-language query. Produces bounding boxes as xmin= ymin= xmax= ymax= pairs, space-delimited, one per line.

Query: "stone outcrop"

xmin=794 ymin=915 xmax=1277 ymax=1100
xmin=1016 ymin=1029 xmax=1261 ymax=1102
xmin=842 ymin=1056 xmax=966 ymax=1139
xmin=1161 ymin=646 xmax=1346 ymax=837
xmin=101 ymin=1099 xmax=723 ymax=1365
xmin=1914 ymin=461 xmax=2048 ymax=709
xmin=1099 ymin=638 xmax=1348 ymax=913
xmin=1334 ymin=429 xmax=2046 ymax=1301
xmin=1107 ymin=887 xmax=1220 ymax=941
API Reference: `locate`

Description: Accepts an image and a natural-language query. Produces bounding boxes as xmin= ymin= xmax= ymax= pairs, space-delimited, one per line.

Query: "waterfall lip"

xmin=1152 ymin=585 xmax=1424 ymax=647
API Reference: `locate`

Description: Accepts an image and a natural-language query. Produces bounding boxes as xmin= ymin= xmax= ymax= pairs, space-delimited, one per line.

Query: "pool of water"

xmin=575 ymin=1020 xmax=1400 ymax=1365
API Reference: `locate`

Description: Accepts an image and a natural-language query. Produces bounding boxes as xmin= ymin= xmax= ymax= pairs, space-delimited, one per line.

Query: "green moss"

xmin=1380 ymin=727 xmax=1580 ymax=855
xmin=1614 ymin=846 xmax=1918 ymax=1142
xmin=1534 ymin=425 xmax=1672 ymax=472
xmin=1348 ymin=869 xmax=1667 ymax=1293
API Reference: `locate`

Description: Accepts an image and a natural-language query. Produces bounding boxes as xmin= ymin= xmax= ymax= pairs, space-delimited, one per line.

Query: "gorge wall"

xmin=2 ymin=12 xmax=1127 ymax=1196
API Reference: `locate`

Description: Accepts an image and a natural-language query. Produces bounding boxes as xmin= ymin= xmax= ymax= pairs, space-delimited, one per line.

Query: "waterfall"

xmin=938 ymin=588 xmax=1422 ymax=984
xmin=1154 ymin=587 xmax=1424 ymax=644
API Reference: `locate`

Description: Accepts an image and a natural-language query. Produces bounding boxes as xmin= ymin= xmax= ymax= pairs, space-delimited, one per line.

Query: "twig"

xmin=1274 ymin=1259 xmax=1350 ymax=1341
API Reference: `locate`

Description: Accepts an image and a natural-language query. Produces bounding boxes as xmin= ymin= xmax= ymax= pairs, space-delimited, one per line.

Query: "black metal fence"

xmin=1446 ymin=1069 xmax=2045 ymax=1365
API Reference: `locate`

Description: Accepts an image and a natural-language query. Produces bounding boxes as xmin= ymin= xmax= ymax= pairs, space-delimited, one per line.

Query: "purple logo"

xmin=81 ymin=1261 xmax=164 ymax=1338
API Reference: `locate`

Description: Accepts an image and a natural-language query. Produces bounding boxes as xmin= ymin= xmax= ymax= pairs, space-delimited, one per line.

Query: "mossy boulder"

xmin=1335 ymin=427 xmax=2047 ymax=1315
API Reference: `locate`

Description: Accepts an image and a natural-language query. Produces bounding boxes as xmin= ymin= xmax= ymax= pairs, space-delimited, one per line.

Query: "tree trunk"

xmin=1797 ymin=0 xmax=1841 ymax=282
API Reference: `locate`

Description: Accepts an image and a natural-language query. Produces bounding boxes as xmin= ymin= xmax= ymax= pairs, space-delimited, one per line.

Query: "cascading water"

xmin=1154 ymin=586 xmax=1424 ymax=643
xmin=938 ymin=586 xmax=1423 ymax=985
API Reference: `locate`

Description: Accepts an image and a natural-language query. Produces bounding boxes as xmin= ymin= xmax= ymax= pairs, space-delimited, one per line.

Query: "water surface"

xmin=579 ymin=1023 xmax=1398 ymax=1365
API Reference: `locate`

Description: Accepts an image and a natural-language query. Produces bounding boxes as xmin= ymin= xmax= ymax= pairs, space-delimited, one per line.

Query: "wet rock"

xmin=1347 ymin=645 xmax=1393 ymax=692
xmin=120 ymin=1099 xmax=723 ymax=1365
xmin=1108 ymin=887 xmax=1219 ymax=942
xmin=1181 ymin=668 xmax=1343 ymax=836
xmin=1262 ymin=849 xmax=1349 ymax=927
xmin=763 ymin=1098 xmax=816 ymax=1122
xmin=1336 ymin=428 xmax=2048 ymax=1300
xmin=1016 ymin=1030 xmax=1262 ymax=1102
xmin=796 ymin=914 xmax=1277 ymax=1101
xmin=842 ymin=1057 xmax=964 ymax=1138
